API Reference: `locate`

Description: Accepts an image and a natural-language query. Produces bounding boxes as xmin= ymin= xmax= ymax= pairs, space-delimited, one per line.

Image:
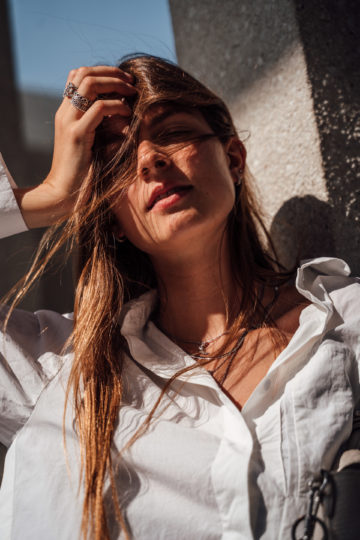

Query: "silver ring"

xmin=63 ymin=82 xmax=78 ymax=99
xmin=71 ymin=91 xmax=94 ymax=112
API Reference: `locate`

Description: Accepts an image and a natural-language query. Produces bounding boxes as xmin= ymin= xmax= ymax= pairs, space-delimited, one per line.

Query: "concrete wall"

xmin=169 ymin=0 xmax=360 ymax=272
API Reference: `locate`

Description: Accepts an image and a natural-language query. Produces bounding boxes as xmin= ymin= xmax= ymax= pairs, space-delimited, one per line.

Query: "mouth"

xmin=147 ymin=185 xmax=193 ymax=210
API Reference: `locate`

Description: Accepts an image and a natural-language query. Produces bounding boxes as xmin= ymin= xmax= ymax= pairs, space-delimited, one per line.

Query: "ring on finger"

xmin=63 ymin=82 xmax=78 ymax=99
xmin=71 ymin=91 xmax=94 ymax=112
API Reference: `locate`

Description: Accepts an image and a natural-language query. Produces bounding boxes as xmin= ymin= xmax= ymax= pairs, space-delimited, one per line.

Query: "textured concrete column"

xmin=169 ymin=0 xmax=360 ymax=272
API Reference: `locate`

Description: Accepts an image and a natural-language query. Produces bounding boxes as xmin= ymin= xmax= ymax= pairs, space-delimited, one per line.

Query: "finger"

xmin=61 ymin=78 xmax=136 ymax=120
xmin=76 ymin=76 xmax=137 ymax=101
xmin=67 ymin=66 xmax=134 ymax=87
xmin=66 ymin=66 xmax=133 ymax=89
xmin=76 ymin=99 xmax=133 ymax=134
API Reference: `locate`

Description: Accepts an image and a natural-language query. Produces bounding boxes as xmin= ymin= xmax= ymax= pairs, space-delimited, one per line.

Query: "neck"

xmin=151 ymin=233 xmax=242 ymax=344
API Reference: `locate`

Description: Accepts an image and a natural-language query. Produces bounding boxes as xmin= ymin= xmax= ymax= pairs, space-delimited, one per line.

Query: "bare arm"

xmin=13 ymin=65 xmax=137 ymax=229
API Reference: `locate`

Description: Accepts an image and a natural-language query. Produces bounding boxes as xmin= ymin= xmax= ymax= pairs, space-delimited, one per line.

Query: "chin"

xmin=146 ymin=212 xmax=227 ymax=256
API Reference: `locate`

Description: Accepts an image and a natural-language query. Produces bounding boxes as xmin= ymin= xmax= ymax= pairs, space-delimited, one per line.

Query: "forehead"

xmin=139 ymin=103 xmax=208 ymax=132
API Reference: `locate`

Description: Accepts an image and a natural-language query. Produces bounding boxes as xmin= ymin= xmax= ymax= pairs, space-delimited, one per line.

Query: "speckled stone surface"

xmin=294 ymin=0 xmax=360 ymax=271
xmin=169 ymin=0 xmax=360 ymax=273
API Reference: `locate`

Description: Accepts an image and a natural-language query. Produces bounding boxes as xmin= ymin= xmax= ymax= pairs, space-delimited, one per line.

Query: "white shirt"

xmin=0 ymin=153 xmax=360 ymax=539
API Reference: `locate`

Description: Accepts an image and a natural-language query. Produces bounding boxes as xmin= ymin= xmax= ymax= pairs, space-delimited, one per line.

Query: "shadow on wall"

xmin=270 ymin=195 xmax=336 ymax=270
xmin=271 ymin=0 xmax=360 ymax=275
xmin=170 ymin=0 xmax=360 ymax=275
xmin=293 ymin=0 xmax=360 ymax=274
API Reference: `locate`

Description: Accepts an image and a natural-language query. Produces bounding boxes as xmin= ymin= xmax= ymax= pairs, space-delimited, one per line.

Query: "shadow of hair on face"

xmin=269 ymin=195 xmax=336 ymax=270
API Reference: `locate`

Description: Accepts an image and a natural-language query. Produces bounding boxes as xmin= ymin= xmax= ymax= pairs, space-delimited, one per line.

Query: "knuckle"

xmin=81 ymin=76 xmax=95 ymax=94
xmin=68 ymin=124 xmax=82 ymax=143
xmin=68 ymin=69 xmax=77 ymax=80
xmin=93 ymin=100 xmax=106 ymax=114
xmin=76 ymin=66 xmax=89 ymax=80
xmin=55 ymin=107 xmax=66 ymax=126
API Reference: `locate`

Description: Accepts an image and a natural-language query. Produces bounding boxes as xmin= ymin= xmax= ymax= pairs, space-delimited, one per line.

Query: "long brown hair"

xmin=5 ymin=55 xmax=292 ymax=539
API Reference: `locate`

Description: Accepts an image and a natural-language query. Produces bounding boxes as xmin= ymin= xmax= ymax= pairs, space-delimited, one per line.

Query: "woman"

xmin=0 ymin=55 xmax=359 ymax=540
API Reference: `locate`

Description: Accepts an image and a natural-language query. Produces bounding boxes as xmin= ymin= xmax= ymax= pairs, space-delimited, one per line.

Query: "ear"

xmin=111 ymin=222 xmax=126 ymax=242
xmin=224 ymin=138 xmax=247 ymax=183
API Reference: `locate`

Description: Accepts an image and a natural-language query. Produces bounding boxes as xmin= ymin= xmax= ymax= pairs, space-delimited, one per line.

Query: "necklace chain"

xmin=153 ymin=284 xmax=279 ymax=385
xmin=165 ymin=329 xmax=230 ymax=356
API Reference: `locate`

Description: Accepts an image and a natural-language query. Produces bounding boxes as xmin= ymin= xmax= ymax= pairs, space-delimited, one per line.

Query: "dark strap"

xmin=292 ymin=408 xmax=360 ymax=540
xmin=323 ymin=465 xmax=360 ymax=540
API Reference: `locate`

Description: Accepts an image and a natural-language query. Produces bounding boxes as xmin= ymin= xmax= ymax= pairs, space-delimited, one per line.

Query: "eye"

xmin=154 ymin=129 xmax=193 ymax=145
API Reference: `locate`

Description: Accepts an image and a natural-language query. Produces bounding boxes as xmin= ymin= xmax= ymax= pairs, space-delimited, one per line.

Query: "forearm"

xmin=13 ymin=183 xmax=75 ymax=229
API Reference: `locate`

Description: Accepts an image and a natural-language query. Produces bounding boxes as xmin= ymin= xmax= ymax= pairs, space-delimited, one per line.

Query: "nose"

xmin=137 ymin=143 xmax=171 ymax=179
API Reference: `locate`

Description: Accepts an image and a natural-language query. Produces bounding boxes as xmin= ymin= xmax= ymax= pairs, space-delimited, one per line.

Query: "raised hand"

xmin=14 ymin=65 xmax=137 ymax=228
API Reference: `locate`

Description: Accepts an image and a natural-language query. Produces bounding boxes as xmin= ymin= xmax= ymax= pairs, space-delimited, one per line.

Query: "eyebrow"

xmin=147 ymin=107 xmax=195 ymax=130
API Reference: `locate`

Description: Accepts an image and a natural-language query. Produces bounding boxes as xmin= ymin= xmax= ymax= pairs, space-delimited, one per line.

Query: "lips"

xmin=147 ymin=184 xmax=192 ymax=210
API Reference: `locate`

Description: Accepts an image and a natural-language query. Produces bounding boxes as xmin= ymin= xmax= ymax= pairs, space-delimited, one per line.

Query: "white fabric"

xmin=0 ymin=153 xmax=28 ymax=238
xmin=0 ymin=164 xmax=359 ymax=540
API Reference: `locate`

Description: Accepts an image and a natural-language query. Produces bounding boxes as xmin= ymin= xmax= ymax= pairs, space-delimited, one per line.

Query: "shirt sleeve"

xmin=0 ymin=305 xmax=73 ymax=448
xmin=0 ymin=154 xmax=73 ymax=447
xmin=0 ymin=153 xmax=28 ymax=239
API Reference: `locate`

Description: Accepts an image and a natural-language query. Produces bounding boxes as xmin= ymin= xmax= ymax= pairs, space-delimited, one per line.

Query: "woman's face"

xmin=112 ymin=104 xmax=244 ymax=258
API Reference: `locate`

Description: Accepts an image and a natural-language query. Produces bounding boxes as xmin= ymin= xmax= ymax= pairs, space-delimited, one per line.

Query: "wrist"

xmin=14 ymin=182 xmax=75 ymax=228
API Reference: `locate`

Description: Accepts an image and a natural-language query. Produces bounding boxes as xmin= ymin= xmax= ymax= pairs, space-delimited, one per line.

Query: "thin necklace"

xmin=209 ymin=331 xmax=249 ymax=385
xmin=206 ymin=285 xmax=279 ymax=384
xmin=164 ymin=329 xmax=230 ymax=356
xmin=154 ymin=284 xmax=279 ymax=385
xmin=158 ymin=285 xmax=268 ymax=357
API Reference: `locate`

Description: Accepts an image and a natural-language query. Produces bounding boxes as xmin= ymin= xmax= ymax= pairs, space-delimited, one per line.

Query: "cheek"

xmin=112 ymin=188 xmax=161 ymax=249
xmin=112 ymin=188 xmax=143 ymax=233
xmin=183 ymin=142 xmax=208 ymax=166
xmin=192 ymin=143 xmax=236 ymax=198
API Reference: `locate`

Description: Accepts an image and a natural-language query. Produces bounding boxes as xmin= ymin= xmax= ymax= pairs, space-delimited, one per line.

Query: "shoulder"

xmin=294 ymin=258 xmax=360 ymax=365
xmin=0 ymin=306 xmax=73 ymax=446
xmin=34 ymin=308 xmax=74 ymax=345
xmin=295 ymin=257 xmax=360 ymax=323
xmin=1 ymin=304 xmax=73 ymax=357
